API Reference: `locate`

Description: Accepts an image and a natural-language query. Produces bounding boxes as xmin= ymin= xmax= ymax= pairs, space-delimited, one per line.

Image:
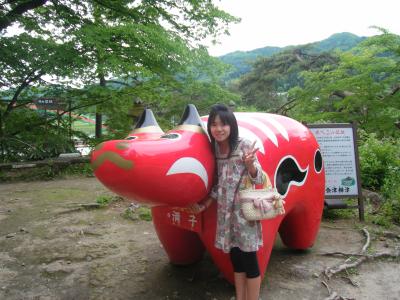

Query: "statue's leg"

xmin=279 ymin=192 xmax=324 ymax=249
xmin=151 ymin=206 xmax=205 ymax=264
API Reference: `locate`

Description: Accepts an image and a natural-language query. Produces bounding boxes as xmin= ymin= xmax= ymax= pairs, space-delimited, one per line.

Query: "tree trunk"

xmin=0 ymin=111 xmax=4 ymax=162
xmin=95 ymin=113 xmax=102 ymax=138
xmin=95 ymin=75 xmax=106 ymax=138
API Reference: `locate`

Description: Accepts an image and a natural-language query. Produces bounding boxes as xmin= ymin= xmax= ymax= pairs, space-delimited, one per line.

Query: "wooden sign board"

xmin=308 ymin=123 xmax=364 ymax=221
xmin=33 ymin=98 xmax=67 ymax=111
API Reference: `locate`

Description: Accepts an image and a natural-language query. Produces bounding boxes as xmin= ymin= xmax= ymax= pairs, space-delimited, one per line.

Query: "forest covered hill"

xmin=219 ymin=32 xmax=366 ymax=80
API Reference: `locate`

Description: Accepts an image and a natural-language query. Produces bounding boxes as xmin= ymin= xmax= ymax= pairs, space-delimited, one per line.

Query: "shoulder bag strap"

xmin=234 ymin=168 xmax=247 ymax=195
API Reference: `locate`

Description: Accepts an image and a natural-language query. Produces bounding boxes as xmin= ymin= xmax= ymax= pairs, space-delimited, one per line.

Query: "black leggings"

xmin=229 ymin=247 xmax=260 ymax=278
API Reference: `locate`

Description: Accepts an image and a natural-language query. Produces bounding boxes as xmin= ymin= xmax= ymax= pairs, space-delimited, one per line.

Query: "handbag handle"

xmin=236 ymin=169 xmax=271 ymax=195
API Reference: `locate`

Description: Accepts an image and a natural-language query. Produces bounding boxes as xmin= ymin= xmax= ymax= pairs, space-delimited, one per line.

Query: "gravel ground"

xmin=1 ymin=177 xmax=399 ymax=300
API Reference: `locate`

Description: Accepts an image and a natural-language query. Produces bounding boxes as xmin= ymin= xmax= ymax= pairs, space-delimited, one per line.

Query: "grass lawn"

xmin=72 ymin=119 xmax=95 ymax=136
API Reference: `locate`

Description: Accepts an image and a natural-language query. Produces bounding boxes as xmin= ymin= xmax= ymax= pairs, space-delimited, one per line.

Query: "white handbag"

xmin=239 ymin=187 xmax=285 ymax=221
xmin=237 ymin=172 xmax=285 ymax=221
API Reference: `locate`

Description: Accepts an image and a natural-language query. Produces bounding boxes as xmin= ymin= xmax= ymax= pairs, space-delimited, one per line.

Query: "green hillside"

xmin=310 ymin=32 xmax=366 ymax=52
xmin=219 ymin=32 xmax=366 ymax=81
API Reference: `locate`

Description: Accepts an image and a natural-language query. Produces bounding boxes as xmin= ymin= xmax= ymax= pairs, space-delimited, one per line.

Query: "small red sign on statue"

xmin=158 ymin=207 xmax=202 ymax=233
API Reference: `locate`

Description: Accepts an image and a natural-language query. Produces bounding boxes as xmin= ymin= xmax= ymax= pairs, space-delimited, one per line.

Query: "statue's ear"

xmin=172 ymin=104 xmax=208 ymax=136
xmin=178 ymin=104 xmax=203 ymax=127
xmin=131 ymin=108 xmax=164 ymax=134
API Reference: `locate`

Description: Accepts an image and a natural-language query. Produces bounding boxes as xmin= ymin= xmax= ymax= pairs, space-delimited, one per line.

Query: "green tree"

xmin=289 ymin=32 xmax=400 ymax=137
xmin=0 ymin=0 xmax=239 ymax=162
xmin=236 ymin=46 xmax=339 ymax=113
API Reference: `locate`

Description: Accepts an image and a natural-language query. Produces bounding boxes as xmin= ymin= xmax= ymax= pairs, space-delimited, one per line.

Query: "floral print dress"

xmin=210 ymin=138 xmax=266 ymax=253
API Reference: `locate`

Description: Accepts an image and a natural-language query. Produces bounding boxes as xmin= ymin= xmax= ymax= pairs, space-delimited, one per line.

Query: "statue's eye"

xmin=160 ymin=133 xmax=180 ymax=139
xmin=314 ymin=149 xmax=323 ymax=173
xmin=126 ymin=136 xmax=138 ymax=140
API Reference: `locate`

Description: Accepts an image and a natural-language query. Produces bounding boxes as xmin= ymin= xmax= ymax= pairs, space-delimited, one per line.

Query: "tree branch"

xmin=105 ymin=80 xmax=133 ymax=87
xmin=322 ymin=227 xmax=400 ymax=282
xmin=361 ymin=228 xmax=370 ymax=254
xmin=0 ymin=0 xmax=48 ymax=31
xmin=321 ymin=280 xmax=355 ymax=300
xmin=3 ymin=70 xmax=44 ymax=119
xmin=14 ymin=100 xmax=34 ymax=109
xmin=317 ymin=227 xmax=400 ymax=300
xmin=330 ymin=90 xmax=355 ymax=99
xmin=274 ymin=98 xmax=298 ymax=115
xmin=324 ymin=228 xmax=371 ymax=279
xmin=91 ymin=0 xmax=140 ymax=21
xmin=390 ymin=84 xmax=400 ymax=96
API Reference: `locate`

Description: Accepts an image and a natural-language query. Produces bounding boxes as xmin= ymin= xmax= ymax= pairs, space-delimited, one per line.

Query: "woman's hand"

xmin=185 ymin=203 xmax=206 ymax=214
xmin=184 ymin=197 xmax=213 ymax=214
xmin=243 ymin=141 xmax=259 ymax=177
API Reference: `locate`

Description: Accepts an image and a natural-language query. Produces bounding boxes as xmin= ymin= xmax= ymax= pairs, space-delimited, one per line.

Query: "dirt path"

xmin=1 ymin=177 xmax=399 ymax=300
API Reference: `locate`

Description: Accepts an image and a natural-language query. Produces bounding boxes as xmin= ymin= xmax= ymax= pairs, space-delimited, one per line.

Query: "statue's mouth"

xmin=91 ymin=151 xmax=134 ymax=171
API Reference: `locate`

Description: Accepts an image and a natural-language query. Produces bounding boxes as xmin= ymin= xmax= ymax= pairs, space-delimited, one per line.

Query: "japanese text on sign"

xmin=166 ymin=209 xmax=202 ymax=233
xmin=309 ymin=126 xmax=359 ymax=197
xmin=33 ymin=98 xmax=67 ymax=110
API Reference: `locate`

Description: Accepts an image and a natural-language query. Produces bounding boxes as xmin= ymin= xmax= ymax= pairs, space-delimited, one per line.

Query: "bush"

xmin=358 ymin=133 xmax=399 ymax=191
xmin=96 ymin=195 xmax=122 ymax=207
xmin=378 ymin=165 xmax=400 ymax=225
xmin=121 ymin=206 xmax=152 ymax=221
xmin=359 ymin=132 xmax=400 ymax=225
xmin=62 ymin=163 xmax=93 ymax=177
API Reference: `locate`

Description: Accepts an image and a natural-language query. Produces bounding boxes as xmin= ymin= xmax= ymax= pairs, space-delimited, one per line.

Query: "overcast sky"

xmin=206 ymin=0 xmax=400 ymax=56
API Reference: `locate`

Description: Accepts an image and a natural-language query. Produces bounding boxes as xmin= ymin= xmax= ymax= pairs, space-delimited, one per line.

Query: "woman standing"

xmin=188 ymin=104 xmax=267 ymax=300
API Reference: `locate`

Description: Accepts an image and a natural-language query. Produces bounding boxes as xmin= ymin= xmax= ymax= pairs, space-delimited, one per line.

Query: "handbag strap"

xmin=234 ymin=169 xmax=247 ymax=195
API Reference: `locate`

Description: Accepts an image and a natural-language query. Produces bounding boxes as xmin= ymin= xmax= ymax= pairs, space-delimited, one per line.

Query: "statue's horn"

xmin=178 ymin=104 xmax=203 ymax=127
xmin=175 ymin=104 xmax=207 ymax=134
xmin=131 ymin=108 xmax=164 ymax=134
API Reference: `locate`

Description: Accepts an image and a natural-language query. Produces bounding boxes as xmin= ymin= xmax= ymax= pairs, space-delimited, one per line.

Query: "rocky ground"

xmin=0 ymin=177 xmax=399 ymax=300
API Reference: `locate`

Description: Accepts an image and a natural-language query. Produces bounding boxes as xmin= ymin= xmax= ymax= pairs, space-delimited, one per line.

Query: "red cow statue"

xmin=91 ymin=104 xmax=325 ymax=284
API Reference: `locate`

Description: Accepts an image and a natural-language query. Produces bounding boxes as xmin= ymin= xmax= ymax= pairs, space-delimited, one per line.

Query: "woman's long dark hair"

xmin=207 ymin=104 xmax=239 ymax=157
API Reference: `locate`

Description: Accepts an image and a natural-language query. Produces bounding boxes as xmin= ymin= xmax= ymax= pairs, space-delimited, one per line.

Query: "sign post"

xmin=32 ymin=98 xmax=67 ymax=111
xmin=308 ymin=123 xmax=364 ymax=221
